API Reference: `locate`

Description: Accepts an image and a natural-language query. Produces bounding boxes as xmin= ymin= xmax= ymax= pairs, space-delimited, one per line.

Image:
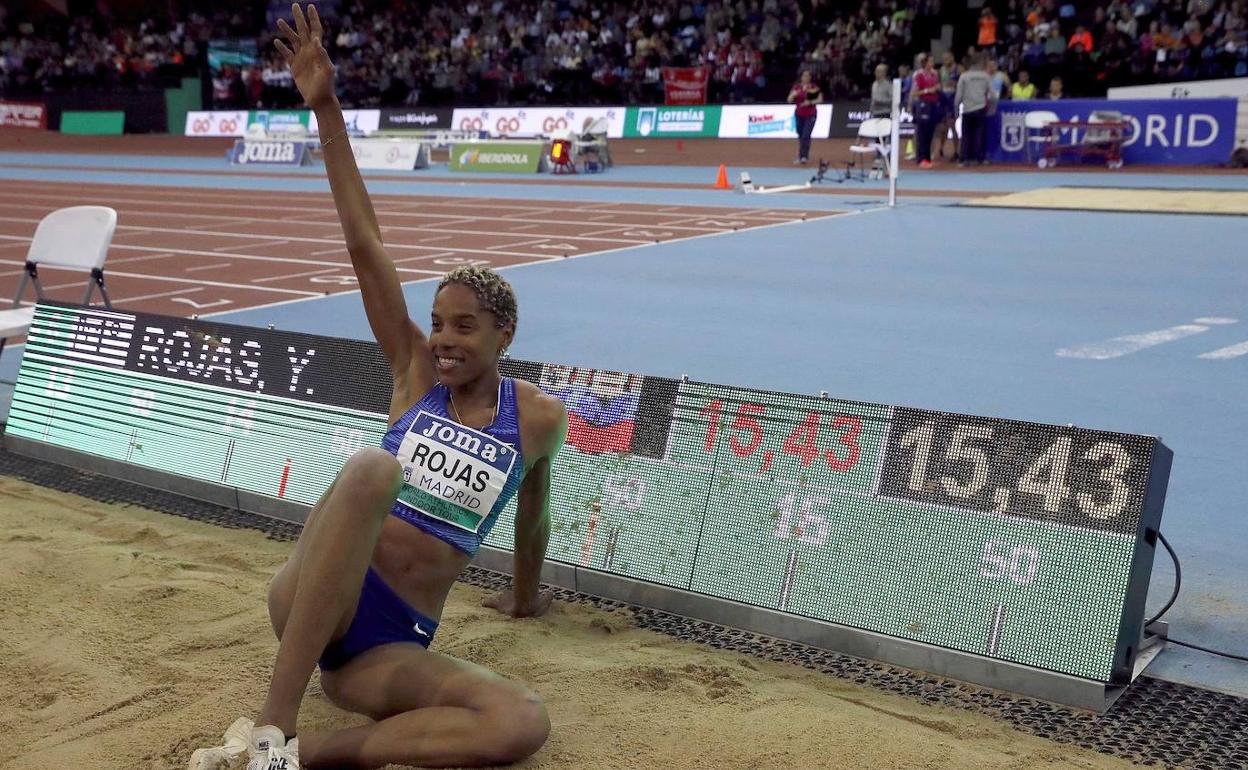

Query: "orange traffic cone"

xmin=713 ymin=164 xmax=730 ymax=190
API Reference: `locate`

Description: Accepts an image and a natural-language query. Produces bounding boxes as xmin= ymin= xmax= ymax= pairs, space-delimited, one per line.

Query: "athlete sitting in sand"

xmin=189 ymin=4 xmax=567 ymax=769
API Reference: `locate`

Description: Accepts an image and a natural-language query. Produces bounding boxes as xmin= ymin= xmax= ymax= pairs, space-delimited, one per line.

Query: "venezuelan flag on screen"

xmin=558 ymin=386 xmax=640 ymax=455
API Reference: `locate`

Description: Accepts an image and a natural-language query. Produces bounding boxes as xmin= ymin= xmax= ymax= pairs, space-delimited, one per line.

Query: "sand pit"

xmin=0 ymin=475 xmax=1138 ymax=769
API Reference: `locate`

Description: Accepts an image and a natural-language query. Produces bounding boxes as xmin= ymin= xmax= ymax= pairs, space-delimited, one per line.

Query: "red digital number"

xmin=782 ymin=411 xmax=821 ymax=467
xmin=729 ymin=403 xmax=764 ymax=457
xmin=826 ymin=415 xmax=862 ymax=472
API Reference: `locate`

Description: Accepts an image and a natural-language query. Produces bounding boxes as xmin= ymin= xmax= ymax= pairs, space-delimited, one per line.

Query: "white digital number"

xmin=45 ymin=366 xmax=73 ymax=399
xmin=980 ymin=540 xmax=1041 ymax=585
xmin=1075 ymin=442 xmax=1131 ymax=520
xmin=774 ymin=493 xmax=831 ymax=546
xmin=602 ymin=475 xmax=645 ymax=510
xmin=224 ymin=397 xmax=255 ymax=434
xmin=331 ymin=426 xmax=364 ymax=456
xmin=941 ymin=424 xmax=992 ymax=499
xmin=898 ymin=422 xmax=935 ymax=492
xmin=1016 ymin=437 xmax=1072 ymax=513
xmin=129 ymin=388 xmax=155 ymax=417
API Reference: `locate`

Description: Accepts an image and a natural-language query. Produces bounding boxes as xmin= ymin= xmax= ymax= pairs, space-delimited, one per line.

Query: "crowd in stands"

xmin=1 ymin=0 xmax=1244 ymax=109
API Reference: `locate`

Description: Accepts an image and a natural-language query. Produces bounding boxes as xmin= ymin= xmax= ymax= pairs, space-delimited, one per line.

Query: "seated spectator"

xmin=869 ymin=63 xmax=893 ymax=116
xmin=1047 ymin=75 xmax=1064 ymax=99
xmin=1011 ymin=68 xmax=1038 ymax=99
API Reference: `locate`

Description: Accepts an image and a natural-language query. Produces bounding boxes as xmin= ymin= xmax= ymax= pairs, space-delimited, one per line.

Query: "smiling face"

xmin=430 ymin=283 xmax=515 ymax=386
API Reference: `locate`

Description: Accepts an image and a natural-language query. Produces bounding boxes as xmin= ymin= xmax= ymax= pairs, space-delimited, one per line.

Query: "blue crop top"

xmin=382 ymin=379 xmax=525 ymax=555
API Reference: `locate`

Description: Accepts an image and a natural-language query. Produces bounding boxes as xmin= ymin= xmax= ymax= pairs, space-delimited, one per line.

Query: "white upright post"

xmin=889 ymin=77 xmax=901 ymax=208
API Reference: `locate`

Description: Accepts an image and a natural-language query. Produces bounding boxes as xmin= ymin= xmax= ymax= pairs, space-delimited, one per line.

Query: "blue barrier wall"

xmin=989 ymin=98 xmax=1238 ymax=165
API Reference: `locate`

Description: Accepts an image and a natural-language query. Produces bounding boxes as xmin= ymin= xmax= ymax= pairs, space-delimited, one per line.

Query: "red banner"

xmin=662 ymin=67 xmax=709 ymax=106
xmin=0 ymin=100 xmax=47 ymax=129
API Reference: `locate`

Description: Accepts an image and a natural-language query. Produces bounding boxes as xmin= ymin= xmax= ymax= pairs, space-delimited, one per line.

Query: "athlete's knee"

xmin=481 ymin=688 xmax=549 ymax=763
xmin=337 ymin=447 xmax=402 ymax=503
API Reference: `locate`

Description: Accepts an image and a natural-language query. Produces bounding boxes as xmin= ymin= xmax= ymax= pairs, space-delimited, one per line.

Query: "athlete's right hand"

xmin=275 ymin=3 xmax=336 ymax=110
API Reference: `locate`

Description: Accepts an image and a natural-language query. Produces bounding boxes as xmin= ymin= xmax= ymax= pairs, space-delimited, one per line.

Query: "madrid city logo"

xmin=999 ymin=112 xmax=1026 ymax=153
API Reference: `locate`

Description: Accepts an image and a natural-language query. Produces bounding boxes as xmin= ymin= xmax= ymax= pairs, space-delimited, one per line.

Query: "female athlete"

xmin=190 ymin=4 xmax=567 ymax=768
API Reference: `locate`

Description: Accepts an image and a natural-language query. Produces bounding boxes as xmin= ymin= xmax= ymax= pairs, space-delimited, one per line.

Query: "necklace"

xmin=447 ymin=380 xmax=501 ymax=429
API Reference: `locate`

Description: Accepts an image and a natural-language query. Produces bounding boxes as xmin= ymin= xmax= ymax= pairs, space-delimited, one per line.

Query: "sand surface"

xmin=964 ymin=186 xmax=1248 ymax=215
xmin=0 ymin=476 xmax=1138 ymax=770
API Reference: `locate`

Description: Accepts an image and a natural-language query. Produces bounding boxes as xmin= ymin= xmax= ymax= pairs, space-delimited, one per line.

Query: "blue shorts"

xmin=319 ymin=567 xmax=439 ymax=671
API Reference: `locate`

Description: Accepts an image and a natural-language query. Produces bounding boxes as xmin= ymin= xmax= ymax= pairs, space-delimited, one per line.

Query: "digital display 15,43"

xmin=5 ymin=303 xmax=1171 ymax=683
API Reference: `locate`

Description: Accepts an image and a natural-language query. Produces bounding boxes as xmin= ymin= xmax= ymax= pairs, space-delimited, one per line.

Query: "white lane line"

xmin=212 ymin=239 xmax=290 ymax=252
xmin=1199 ymin=341 xmax=1248 ymax=360
xmin=185 ymin=217 xmax=258 ymax=230
xmin=416 ymin=234 xmax=455 ymax=243
xmin=186 ymin=261 xmax=234 ymax=273
xmin=309 ymin=246 xmax=347 ymax=256
xmin=117 ymin=287 xmax=204 ymax=303
xmin=1056 ymin=317 xmax=1240 ymax=359
xmin=252 ymin=267 xmax=341 ymax=284
xmin=1193 ymin=317 xmax=1239 ymax=325
xmin=203 ymin=208 xmax=839 ymax=322
xmin=0 ymin=194 xmax=782 ymax=234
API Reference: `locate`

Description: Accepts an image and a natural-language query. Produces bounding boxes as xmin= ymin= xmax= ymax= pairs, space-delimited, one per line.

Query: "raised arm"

xmin=276 ymin=4 xmax=433 ymax=385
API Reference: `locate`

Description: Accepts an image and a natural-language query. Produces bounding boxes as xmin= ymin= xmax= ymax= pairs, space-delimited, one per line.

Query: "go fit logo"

xmin=186 ymin=111 xmax=245 ymax=136
xmin=191 ymin=117 xmax=238 ymax=134
xmin=458 ymin=113 xmax=525 ymax=135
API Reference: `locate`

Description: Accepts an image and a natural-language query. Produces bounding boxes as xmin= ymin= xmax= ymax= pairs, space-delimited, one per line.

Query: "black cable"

xmin=1145 ymin=531 xmax=1248 ymax=663
xmin=1145 ymin=531 xmax=1180 ymax=627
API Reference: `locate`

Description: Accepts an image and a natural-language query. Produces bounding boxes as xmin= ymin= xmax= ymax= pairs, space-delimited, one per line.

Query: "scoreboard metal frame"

xmin=2 ymin=303 xmax=1173 ymax=711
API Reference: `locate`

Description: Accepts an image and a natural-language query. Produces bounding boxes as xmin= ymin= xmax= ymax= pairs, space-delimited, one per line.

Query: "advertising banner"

xmin=307 ymin=109 xmax=380 ymax=136
xmin=448 ymin=141 xmax=545 ymax=172
xmin=352 ymin=139 xmax=427 ymax=170
xmin=1107 ymin=77 xmax=1248 ymax=100
xmin=228 ymin=139 xmax=311 ymax=165
xmin=450 ymin=107 xmax=625 ymax=138
xmin=662 ymin=66 xmax=710 ymax=105
xmin=990 ymin=98 xmax=1237 ymax=164
xmin=717 ymin=104 xmax=834 ymax=139
xmin=247 ymin=109 xmax=312 ymax=135
xmin=829 ymin=101 xmax=914 ymax=138
xmin=623 ymin=105 xmax=722 ymax=138
xmin=379 ymin=107 xmax=453 ymax=130
xmin=184 ymin=110 xmax=248 ymax=137
xmin=0 ymin=100 xmax=47 ymax=129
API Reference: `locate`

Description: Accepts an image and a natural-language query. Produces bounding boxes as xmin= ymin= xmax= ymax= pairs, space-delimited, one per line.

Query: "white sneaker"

xmin=187 ymin=717 xmax=253 ymax=770
xmin=246 ymin=725 xmax=300 ymax=770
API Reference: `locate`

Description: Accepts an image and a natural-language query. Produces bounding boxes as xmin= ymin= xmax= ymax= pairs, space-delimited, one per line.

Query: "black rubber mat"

xmin=2 ymin=444 xmax=1244 ymax=769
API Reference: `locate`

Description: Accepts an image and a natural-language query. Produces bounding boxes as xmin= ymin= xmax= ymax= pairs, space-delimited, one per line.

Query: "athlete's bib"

xmin=395 ymin=411 xmax=518 ymax=533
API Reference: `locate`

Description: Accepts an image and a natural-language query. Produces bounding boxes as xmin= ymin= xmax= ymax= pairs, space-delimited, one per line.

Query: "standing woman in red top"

xmin=787 ymin=70 xmax=822 ymax=164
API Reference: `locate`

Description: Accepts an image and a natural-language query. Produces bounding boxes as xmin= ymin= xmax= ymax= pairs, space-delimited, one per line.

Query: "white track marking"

xmin=119 ymin=287 xmax=205 ymax=304
xmin=1198 ymin=341 xmax=1248 ymax=360
xmin=1057 ymin=318 xmax=1239 ymax=359
xmin=1193 ymin=317 xmax=1238 ymax=325
xmin=211 ymin=239 xmax=290 ymax=252
xmin=185 ymin=261 xmax=234 ymax=273
xmin=0 ymin=189 xmax=833 ymax=230
xmin=202 ymin=209 xmax=846 ymax=321
xmin=252 ymin=267 xmax=342 ymax=284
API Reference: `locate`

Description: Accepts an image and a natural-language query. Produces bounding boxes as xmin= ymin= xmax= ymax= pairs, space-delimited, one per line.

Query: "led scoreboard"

xmin=6 ymin=304 xmax=1171 ymax=687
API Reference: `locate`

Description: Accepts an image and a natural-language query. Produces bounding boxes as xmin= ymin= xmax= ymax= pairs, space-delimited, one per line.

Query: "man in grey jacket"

xmin=954 ymin=54 xmax=997 ymax=165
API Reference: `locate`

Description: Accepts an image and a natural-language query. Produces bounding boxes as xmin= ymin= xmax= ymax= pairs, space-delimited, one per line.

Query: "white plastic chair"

xmin=1024 ymin=110 xmax=1059 ymax=163
xmin=846 ymin=117 xmax=892 ymax=180
xmin=573 ymin=116 xmax=612 ymax=170
xmin=0 ymin=206 xmax=117 ymax=374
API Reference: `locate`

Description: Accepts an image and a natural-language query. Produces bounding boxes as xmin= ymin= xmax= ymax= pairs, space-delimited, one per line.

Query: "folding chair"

xmin=843 ymin=117 xmax=892 ymax=181
xmin=0 ymin=206 xmax=118 ymax=377
xmin=1024 ymin=110 xmax=1059 ymax=165
xmin=572 ymin=116 xmax=612 ymax=172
